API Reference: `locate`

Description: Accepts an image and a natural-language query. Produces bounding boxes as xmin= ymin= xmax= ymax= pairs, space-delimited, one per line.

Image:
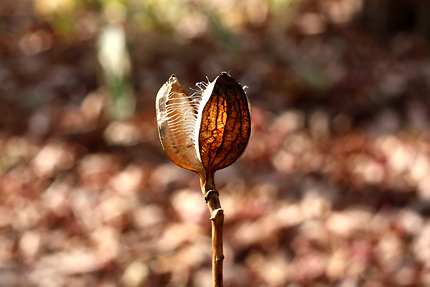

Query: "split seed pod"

xmin=156 ymin=72 xmax=251 ymax=190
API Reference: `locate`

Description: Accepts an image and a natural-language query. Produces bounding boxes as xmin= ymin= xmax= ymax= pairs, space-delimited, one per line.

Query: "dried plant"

xmin=156 ymin=72 xmax=251 ymax=287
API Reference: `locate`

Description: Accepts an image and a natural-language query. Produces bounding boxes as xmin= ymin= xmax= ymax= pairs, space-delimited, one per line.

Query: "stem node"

xmin=204 ymin=186 xmax=224 ymax=287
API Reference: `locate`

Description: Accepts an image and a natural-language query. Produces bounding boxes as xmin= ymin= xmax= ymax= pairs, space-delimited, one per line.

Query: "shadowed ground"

xmin=1 ymin=1 xmax=430 ymax=286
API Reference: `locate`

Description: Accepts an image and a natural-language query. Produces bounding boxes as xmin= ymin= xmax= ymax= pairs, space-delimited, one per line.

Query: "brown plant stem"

xmin=202 ymin=177 xmax=224 ymax=287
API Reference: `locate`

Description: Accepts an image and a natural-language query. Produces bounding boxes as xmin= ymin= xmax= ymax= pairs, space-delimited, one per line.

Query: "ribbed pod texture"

xmin=156 ymin=72 xmax=251 ymax=182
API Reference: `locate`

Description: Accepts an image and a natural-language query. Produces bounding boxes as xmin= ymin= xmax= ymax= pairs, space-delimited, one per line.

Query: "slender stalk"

xmin=201 ymin=177 xmax=224 ymax=287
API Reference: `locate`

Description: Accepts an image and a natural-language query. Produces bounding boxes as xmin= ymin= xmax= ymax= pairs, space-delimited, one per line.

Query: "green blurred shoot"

xmin=97 ymin=1 xmax=135 ymax=120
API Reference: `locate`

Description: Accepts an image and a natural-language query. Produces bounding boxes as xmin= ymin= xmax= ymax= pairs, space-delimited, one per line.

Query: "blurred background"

xmin=1 ymin=0 xmax=430 ymax=286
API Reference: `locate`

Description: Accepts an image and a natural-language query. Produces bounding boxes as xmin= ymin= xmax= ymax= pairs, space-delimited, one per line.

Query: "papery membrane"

xmin=156 ymin=75 xmax=205 ymax=176
xmin=156 ymin=72 xmax=251 ymax=182
xmin=197 ymin=72 xmax=251 ymax=176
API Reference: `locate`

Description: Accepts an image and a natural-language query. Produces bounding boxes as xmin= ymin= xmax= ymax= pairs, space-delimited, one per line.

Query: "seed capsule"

xmin=156 ymin=72 xmax=251 ymax=185
xmin=156 ymin=74 xmax=204 ymax=175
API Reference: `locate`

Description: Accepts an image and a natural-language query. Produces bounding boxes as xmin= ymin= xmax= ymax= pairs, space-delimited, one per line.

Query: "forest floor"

xmin=1 ymin=2 xmax=430 ymax=286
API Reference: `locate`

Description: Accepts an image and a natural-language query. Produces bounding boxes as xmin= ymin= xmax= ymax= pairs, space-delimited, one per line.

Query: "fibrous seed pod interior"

xmin=156 ymin=72 xmax=251 ymax=185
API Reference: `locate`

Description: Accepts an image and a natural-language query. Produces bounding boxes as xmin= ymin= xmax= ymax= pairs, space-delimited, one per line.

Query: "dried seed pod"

xmin=156 ymin=74 xmax=204 ymax=176
xmin=197 ymin=72 xmax=251 ymax=179
xmin=156 ymin=72 xmax=251 ymax=186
